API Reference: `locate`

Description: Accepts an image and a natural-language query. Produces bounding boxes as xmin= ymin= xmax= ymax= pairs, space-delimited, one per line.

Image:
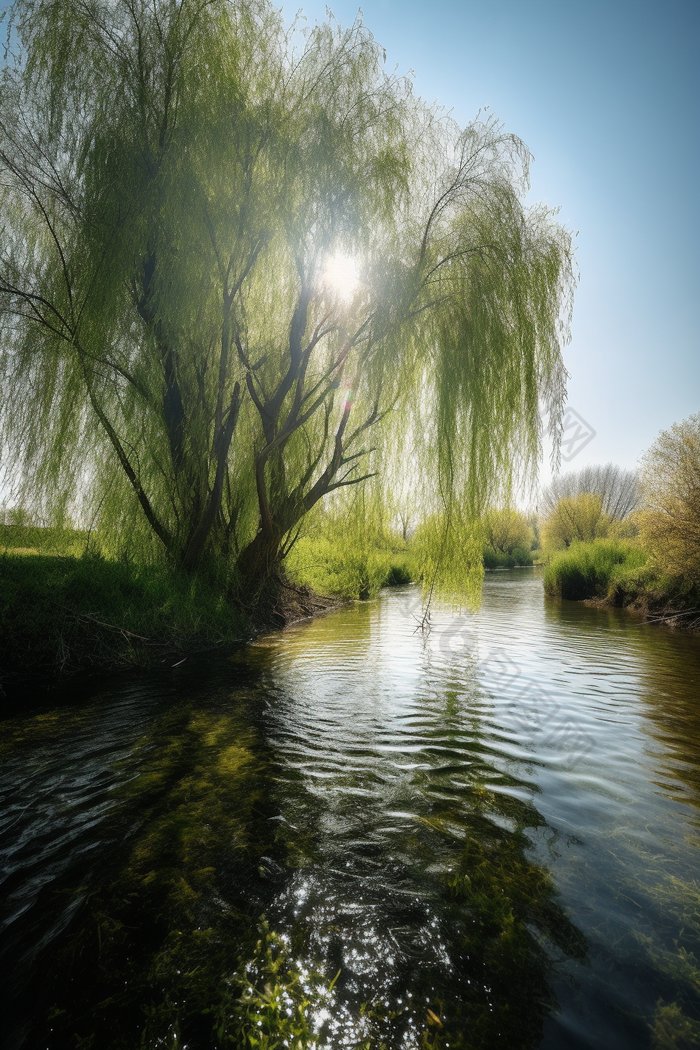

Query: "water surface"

xmin=1 ymin=570 xmax=699 ymax=1049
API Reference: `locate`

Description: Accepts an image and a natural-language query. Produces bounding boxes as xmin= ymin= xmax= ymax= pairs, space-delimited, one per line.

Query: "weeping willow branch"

xmin=0 ymin=0 xmax=574 ymax=598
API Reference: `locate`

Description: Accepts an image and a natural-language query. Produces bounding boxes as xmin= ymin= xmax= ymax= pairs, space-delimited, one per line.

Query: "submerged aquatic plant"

xmin=432 ymin=791 xmax=588 ymax=1050
xmin=639 ymin=876 xmax=700 ymax=1050
xmin=210 ymin=920 xmax=341 ymax=1049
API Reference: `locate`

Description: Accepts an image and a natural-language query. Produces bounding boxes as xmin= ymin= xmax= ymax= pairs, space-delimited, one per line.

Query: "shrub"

xmin=287 ymin=532 xmax=412 ymax=599
xmin=544 ymin=539 xmax=647 ymax=601
xmin=483 ymin=507 xmax=534 ymax=557
xmin=639 ymin=413 xmax=700 ymax=587
xmin=483 ymin=545 xmax=533 ymax=570
xmin=384 ymin=561 xmax=413 ymax=586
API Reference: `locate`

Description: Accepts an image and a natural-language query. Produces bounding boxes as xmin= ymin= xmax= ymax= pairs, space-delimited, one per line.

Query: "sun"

xmin=322 ymin=252 xmax=360 ymax=303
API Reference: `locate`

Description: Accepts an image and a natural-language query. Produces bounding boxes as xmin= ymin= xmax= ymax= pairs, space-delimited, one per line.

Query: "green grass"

xmin=0 ymin=520 xmax=414 ymax=692
xmin=0 ymin=551 xmax=251 ymax=686
xmin=0 ymin=522 xmax=89 ymax=557
xmin=543 ymin=539 xmax=700 ymax=628
xmin=544 ymin=539 xmax=648 ymax=601
xmin=287 ymin=532 xmax=413 ymax=600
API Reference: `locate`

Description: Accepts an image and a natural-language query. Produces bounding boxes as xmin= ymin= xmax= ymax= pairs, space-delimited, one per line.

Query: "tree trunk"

xmin=233 ymin=529 xmax=285 ymax=606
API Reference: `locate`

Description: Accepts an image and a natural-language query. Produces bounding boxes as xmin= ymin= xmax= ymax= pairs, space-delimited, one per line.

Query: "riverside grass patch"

xmin=0 ymin=551 xmax=250 ymax=682
xmin=287 ymin=532 xmax=413 ymax=601
xmin=0 ymin=522 xmax=89 ymax=557
xmin=544 ymin=539 xmax=648 ymax=602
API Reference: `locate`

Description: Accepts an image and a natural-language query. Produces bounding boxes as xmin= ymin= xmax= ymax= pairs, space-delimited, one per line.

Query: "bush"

xmin=285 ymin=501 xmax=414 ymax=600
xmin=384 ymin=561 xmax=413 ymax=586
xmin=483 ymin=507 xmax=534 ymax=558
xmin=544 ymin=539 xmax=647 ymax=601
xmin=540 ymin=493 xmax=610 ymax=552
xmin=639 ymin=413 xmax=700 ymax=587
xmin=483 ymin=544 xmax=533 ymax=570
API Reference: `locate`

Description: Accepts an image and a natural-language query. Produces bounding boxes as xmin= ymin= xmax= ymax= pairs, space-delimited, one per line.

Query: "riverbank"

xmin=0 ymin=552 xmax=244 ymax=691
xmin=1 ymin=513 xmax=418 ymax=700
xmin=0 ymin=551 xmax=341 ymax=699
xmin=543 ymin=539 xmax=700 ymax=631
xmin=584 ymin=582 xmax=700 ymax=631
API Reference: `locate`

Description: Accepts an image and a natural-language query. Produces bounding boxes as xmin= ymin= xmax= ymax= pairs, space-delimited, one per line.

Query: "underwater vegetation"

xmin=2 ymin=685 xmax=589 ymax=1050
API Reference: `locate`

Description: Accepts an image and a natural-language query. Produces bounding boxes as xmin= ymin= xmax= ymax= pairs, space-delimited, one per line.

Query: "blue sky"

xmin=284 ymin=0 xmax=699 ymax=478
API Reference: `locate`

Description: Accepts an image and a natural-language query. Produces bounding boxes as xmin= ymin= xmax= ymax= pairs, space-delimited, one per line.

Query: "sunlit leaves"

xmin=0 ymin=0 xmax=575 ymax=596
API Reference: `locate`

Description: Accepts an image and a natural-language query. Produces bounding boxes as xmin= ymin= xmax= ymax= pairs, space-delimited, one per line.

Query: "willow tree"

xmin=0 ymin=0 xmax=574 ymax=600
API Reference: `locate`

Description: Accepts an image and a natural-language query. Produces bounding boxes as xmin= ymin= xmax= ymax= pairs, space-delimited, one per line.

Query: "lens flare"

xmin=322 ymin=252 xmax=359 ymax=303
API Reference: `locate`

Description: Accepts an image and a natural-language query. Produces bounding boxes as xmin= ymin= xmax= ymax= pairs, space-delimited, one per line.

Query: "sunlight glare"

xmin=322 ymin=252 xmax=360 ymax=303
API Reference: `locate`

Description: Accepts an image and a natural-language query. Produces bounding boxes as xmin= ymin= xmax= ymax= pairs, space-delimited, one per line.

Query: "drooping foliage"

xmin=286 ymin=482 xmax=411 ymax=600
xmin=0 ymin=0 xmax=574 ymax=601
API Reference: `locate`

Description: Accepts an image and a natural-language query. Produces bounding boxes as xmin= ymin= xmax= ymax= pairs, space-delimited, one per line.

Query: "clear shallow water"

xmin=1 ymin=569 xmax=699 ymax=1049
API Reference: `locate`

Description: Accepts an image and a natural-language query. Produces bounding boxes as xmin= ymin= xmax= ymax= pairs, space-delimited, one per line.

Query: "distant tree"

xmin=483 ymin=507 xmax=533 ymax=556
xmin=639 ymin=414 xmax=700 ymax=586
xmin=527 ymin=514 xmax=540 ymax=551
xmin=397 ymin=510 xmax=414 ymax=543
xmin=0 ymin=0 xmax=574 ymax=601
xmin=0 ymin=505 xmax=35 ymax=528
xmin=540 ymin=464 xmax=639 ymax=524
xmin=541 ymin=492 xmax=609 ymax=551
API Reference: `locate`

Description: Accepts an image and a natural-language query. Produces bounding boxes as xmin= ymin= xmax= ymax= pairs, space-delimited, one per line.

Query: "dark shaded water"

xmin=1 ymin=570 xmax=699 ymax=1049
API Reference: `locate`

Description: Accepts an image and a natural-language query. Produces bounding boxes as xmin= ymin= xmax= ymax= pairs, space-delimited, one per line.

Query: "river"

xmin=1 ymin=569 xmax=699 ymax=1049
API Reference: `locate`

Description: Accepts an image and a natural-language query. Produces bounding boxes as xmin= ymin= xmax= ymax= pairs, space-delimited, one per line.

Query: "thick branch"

xmin=135 ymin=250 xmax=186 ymax=473
xmin=182 ymin=381 xmax=242 ymax=571
xmin=78 ymin=351 xmax=172 ymax=551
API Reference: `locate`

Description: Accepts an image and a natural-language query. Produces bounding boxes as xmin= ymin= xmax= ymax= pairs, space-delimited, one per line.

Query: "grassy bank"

xmin=287 ymin=530 xmax=413 ymax=599
xmin=544 ymin=540 xmax=647 ymax=601
xmin=0 ymin=551 xmax=253 ymax=690
xmin=0 ymin=522 xmax=89 ymax=557
xmin=0 ymin=516 xmax=410 ymax=694
xmin=544 ymin=539 xmax=699 ymax=627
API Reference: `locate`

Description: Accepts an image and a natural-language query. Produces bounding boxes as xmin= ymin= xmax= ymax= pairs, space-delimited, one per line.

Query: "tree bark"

xmin=234 ymin=528 xmax=285 ymax=603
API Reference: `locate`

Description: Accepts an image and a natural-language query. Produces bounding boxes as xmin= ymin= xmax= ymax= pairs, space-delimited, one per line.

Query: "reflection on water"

xmin=0 ymin=570 xmax=699 ymax=1049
